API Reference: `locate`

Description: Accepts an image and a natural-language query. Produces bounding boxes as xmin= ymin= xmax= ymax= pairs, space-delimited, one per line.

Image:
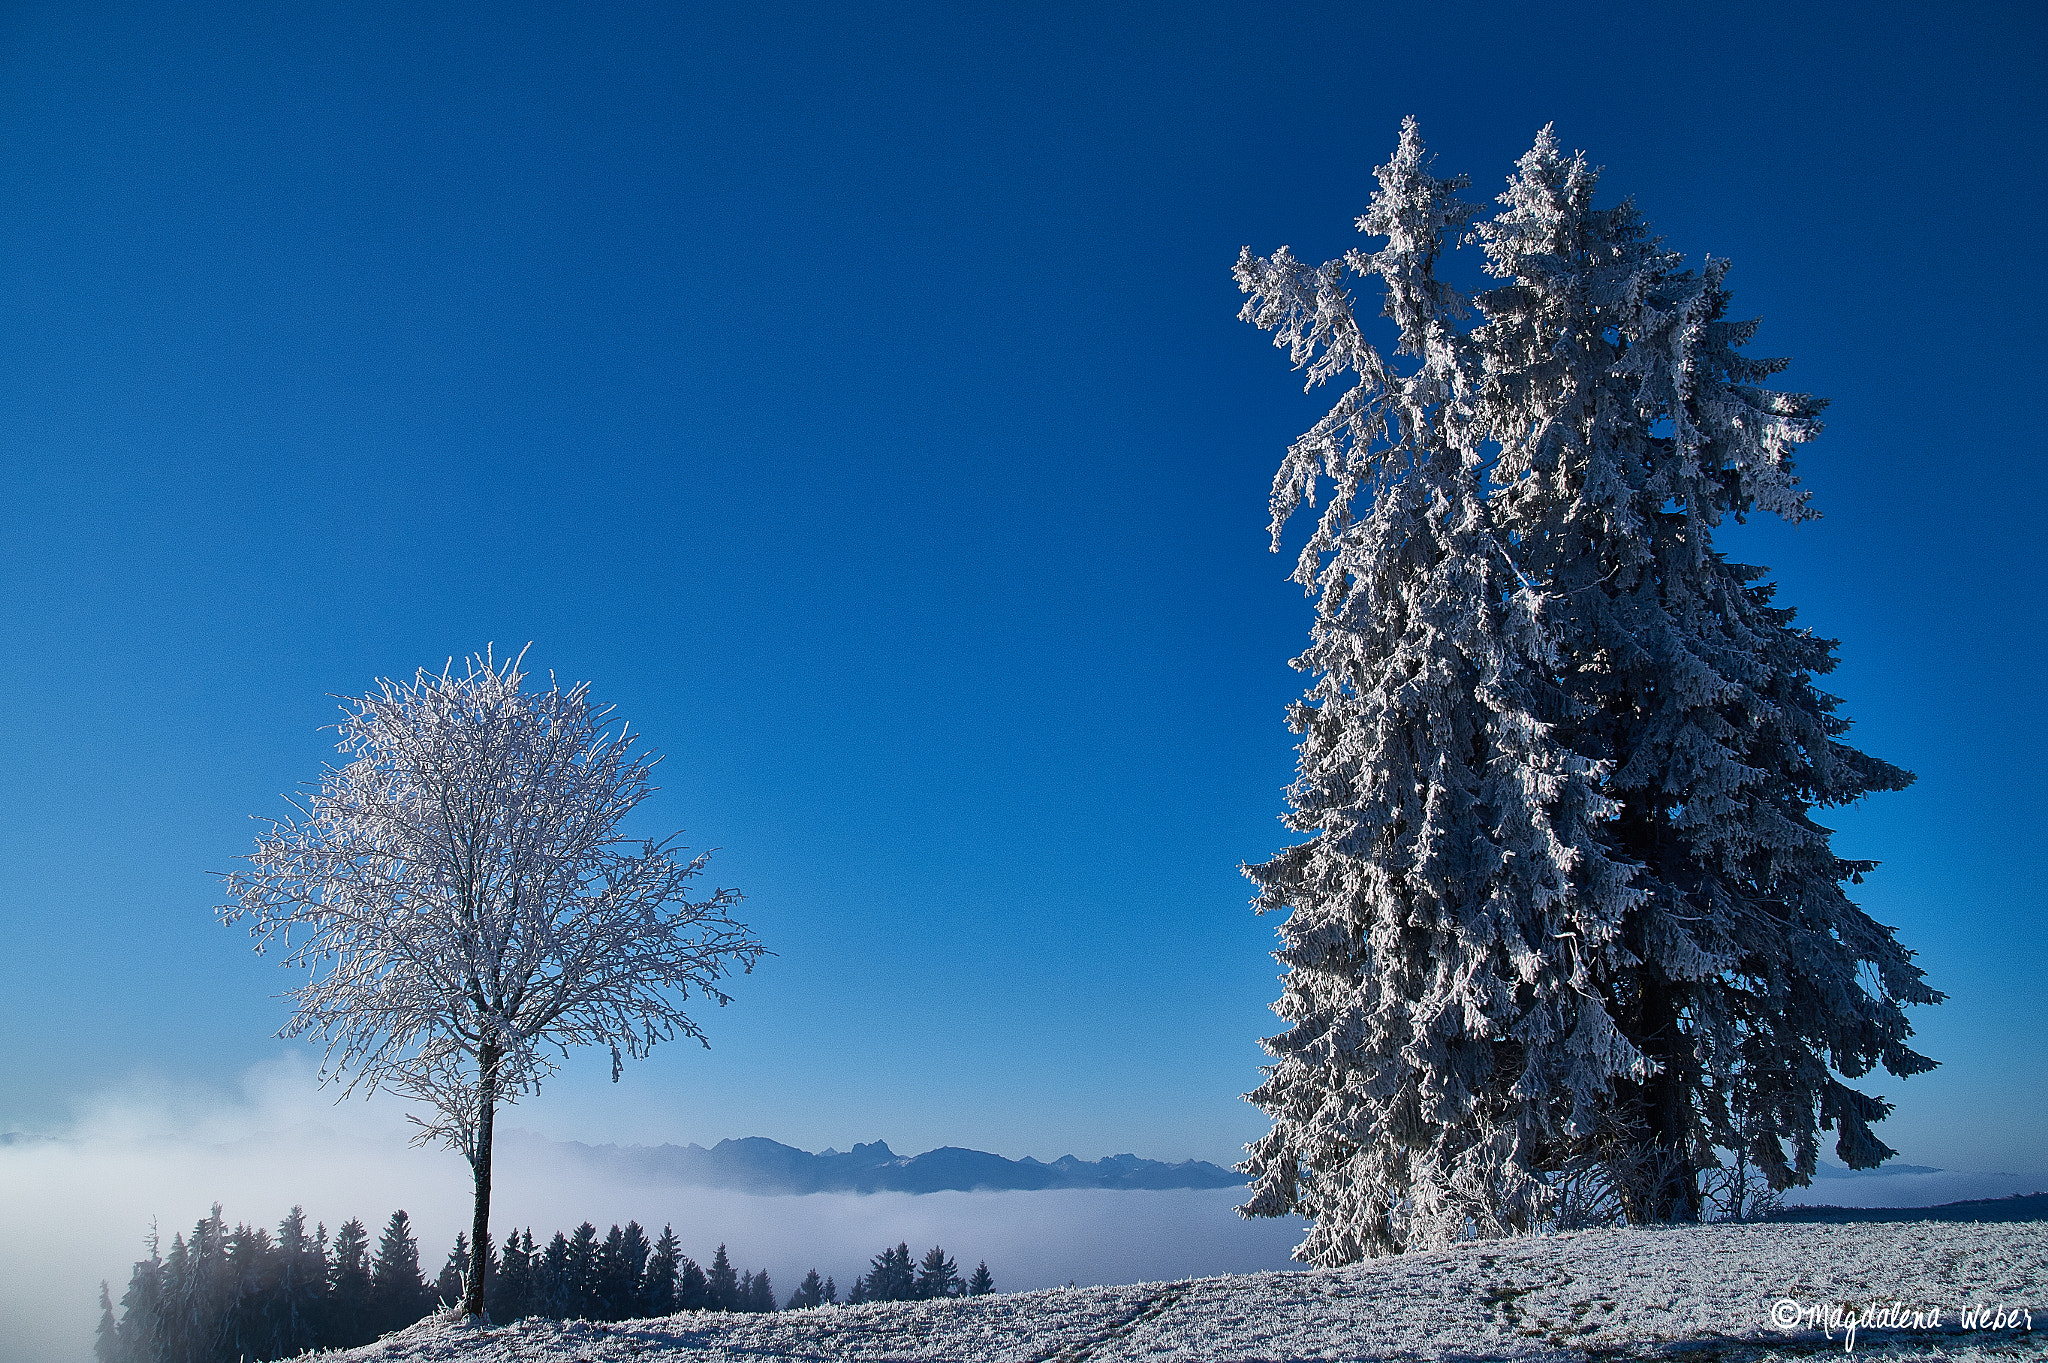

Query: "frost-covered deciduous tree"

xmin=1235 ymin=120 xmax=1938 ymax=1262
xmin=1235 ymin=119 xmax=1640 ymax=1263
xmin=221 ymin=649 xmax=763 ymax=1316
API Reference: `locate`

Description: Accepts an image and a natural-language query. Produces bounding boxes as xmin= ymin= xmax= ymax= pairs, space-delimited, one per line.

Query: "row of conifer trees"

xmin=97 ymin=1205 xmax=995 ymax=1363
xmin=97 ymin=1206 xmax=433 ymax=1363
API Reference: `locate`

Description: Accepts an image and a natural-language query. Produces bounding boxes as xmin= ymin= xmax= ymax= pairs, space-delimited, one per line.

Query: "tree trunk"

xmin=1637 ymin=967 xmax=1701 ymax=1222
xmin=1611 ymin=758 xmax=1701 ymax=1226
xmin=463 ymin=1044 xmax=500 ymax=1317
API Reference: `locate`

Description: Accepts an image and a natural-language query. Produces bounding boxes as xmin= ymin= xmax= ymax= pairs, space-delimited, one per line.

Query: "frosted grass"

xmin=318 ymin=1218 xmax=2046 ymax=1361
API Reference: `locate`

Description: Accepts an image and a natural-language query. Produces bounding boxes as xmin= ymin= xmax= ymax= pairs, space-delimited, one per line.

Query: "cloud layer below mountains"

xmin=9 ymin=1058 xmax=2040 ymax=1363
xmin=0 ymin=1060 xmax=1305 ymax=1363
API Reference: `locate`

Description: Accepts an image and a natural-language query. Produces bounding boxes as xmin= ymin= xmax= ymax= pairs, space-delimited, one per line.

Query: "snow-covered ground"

xmin=324 ymin=1218 xmax=2046 ymax=1362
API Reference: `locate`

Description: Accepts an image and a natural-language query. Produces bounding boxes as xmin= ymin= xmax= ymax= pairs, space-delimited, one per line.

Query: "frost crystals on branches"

xmin=221 ymin=648 xmax=764 ymax=1315
xmin=1236 ymin=119 xmax=1641 ymax=1263
xmin=1469 ymin=127 xmax=1937 ymax=1223
xmin=1234 ymin=119 xmax=1937 ymax=1264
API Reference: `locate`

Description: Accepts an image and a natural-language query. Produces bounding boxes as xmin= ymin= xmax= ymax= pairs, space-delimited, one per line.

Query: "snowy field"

xmin=322 ymin=1218 xmax=2046 ymax=1362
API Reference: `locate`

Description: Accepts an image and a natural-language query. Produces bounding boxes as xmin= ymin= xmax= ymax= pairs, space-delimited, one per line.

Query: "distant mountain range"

xmin=509 ymin=1133 xmax=1247 ymax=1195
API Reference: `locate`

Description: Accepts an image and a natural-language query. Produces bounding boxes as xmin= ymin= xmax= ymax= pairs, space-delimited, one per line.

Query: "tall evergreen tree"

xmin=592 ymin=1225 xmax=630 ymax=1320
xmin=273 ymin=1207 xmax=327 ymax=1356
xmin=438 ymin=1234 xmax=469 ymax=1307
xmin=822 ymin=1276 xmax=837 ymax=1305
xmin=534 ymin=1231 xmax=574 ymax=1318
xmin=590 ymin=1221 xmax=650 ymax=1319
xmin=966 ymin=1262 xmax=993 ymax=1297
xmin=113 ymin=1230 xmax=166 ymax=1363
xmin=219 ymin=1221 xmax=280 ymax=1361
xmin=489 ymin=1229 xmax=534 ymax=1322
xmin=674 ymin=1255 xmax=709 ymax=1312
xmin=914 ymin=1246 xmax=959 ymax=1300
xmin=159 ymin=1231 xmax=194 ymax=1361
xmin=326 ymin=1218 xmax=374 ymax=1347
xmin=1235 ymin=118 xmax=1638 ymax=1263
xmin=563 ymin=1222 xmax=600 ymax=1318
xmin=1234 ymin=119 xmax=1938 ymax=1258
xmin=95 ymin=1282 xmax=120 ymax=1363
xmin=745 ymin=1269 xmax=775 ymax=1313
xmin=1467 ymin=127 xmax=1937 ymax=1220
xmin=641 ymin=1226 xmax=681 ymax=1316
xmin=369 ymin=1210 xmax=433 ymax=1335
xmin=704 ymin=1244 xmax=738 ymax=1313
xmin=159 ymin=1208 xmax=230 ymax=1363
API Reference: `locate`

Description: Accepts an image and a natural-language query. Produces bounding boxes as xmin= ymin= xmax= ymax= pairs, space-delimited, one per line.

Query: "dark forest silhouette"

xmin=96 ymin=1204 xmax=993 ymax=1362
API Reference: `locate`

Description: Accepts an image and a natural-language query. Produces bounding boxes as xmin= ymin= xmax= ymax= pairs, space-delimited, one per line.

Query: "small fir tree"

xmin=789 ymin=1268 xmax=826 ymax=1310
xmin=219 ymin=1221 xmax=280 ymax=1360
xmin=641 ymin=1225 xmax=681 ymax=1316
xmin=490 ymin=1229 xmax=534 ymax=1321
xmin=564 ymin=1223 xmax=600 ymax=1318
xmin=161 ymin=1208 xmax=231 ymax=1363
xmin=592 ymin=1224 xmax=632 ymax=1320
xmin=274 ymin=1207 xmax=328 ymax=1354
xmin=327 ymin=1218 xmax=374 ymax=1346
xmin=966 ymin=1262 xmax=993 ymax=1297
xmin=914 ymin=1246 xmax=959 ymax=1300
xmin=534 ymin=1231 xmax=573 ymax=1318
xmin=675 ymin=1255 xmax=709 ymax=1312
xmin=113 ymin=1228 xmax=166 ymax=1363
xmin=746 ymin=1269 xmax=776 ymax=1313
xmin=618 ymin=1223 xmax=652 ymax=1316
xmin=705 ymin=1244 xmax=738 ymax=1312
xmin=438 ymin=1233 xmax=469 ymax=1306
xmin=94 ymin=1282 xmax=119 ymax=1363
xmin=370 ymin=1210 xmax=433 ymax=1335
xmin=862 ymin=1243 xmax=915 ymax=1302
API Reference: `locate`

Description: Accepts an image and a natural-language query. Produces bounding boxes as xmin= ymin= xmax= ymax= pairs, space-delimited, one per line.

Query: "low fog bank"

xmin=0 ymin=1062 xmax=1304 ymax=1363
xmin=1782 ymin=1166 xmax=2048 ymax=1209
xmin=10 ymin=1062 xmax=2033 ymax=1363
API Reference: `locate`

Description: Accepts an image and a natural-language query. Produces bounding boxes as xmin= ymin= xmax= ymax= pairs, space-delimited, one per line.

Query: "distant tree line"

xmin=442 ymin=1222 xmax=784 ymax=1319
xmin=95 ymin=1205 xmax=433 ymax=1363
xmin=98 ymin=1206 xmax=995 ymax=1363
xmin=843 ymin=1242 xmax=992 ymax=1304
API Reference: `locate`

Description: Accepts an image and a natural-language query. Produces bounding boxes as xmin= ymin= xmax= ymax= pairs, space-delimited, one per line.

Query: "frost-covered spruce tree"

xmin=1468 ymin=128 xmax=1939 ymax=1221
xmin=1235 ymin=120 xmax=1641 ymax=1264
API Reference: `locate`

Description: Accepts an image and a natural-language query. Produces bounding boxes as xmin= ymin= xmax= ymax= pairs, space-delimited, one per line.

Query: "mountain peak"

xmin=546 ymin=1137 xmax=1244 ymax=1195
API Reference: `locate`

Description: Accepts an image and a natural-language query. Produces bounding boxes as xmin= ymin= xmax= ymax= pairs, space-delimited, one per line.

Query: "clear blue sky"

xmin=1 ymin=0 xmax=2041 ymax=1175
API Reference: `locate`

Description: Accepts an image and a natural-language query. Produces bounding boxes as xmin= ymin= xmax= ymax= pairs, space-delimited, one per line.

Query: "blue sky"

xmin=1 ymin=0 xmax=2042 ymax=1178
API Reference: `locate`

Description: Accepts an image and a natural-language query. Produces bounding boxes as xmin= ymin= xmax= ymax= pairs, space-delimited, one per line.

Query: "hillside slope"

xmin=325 ymin=1219 xmax=2047 ymax=1361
